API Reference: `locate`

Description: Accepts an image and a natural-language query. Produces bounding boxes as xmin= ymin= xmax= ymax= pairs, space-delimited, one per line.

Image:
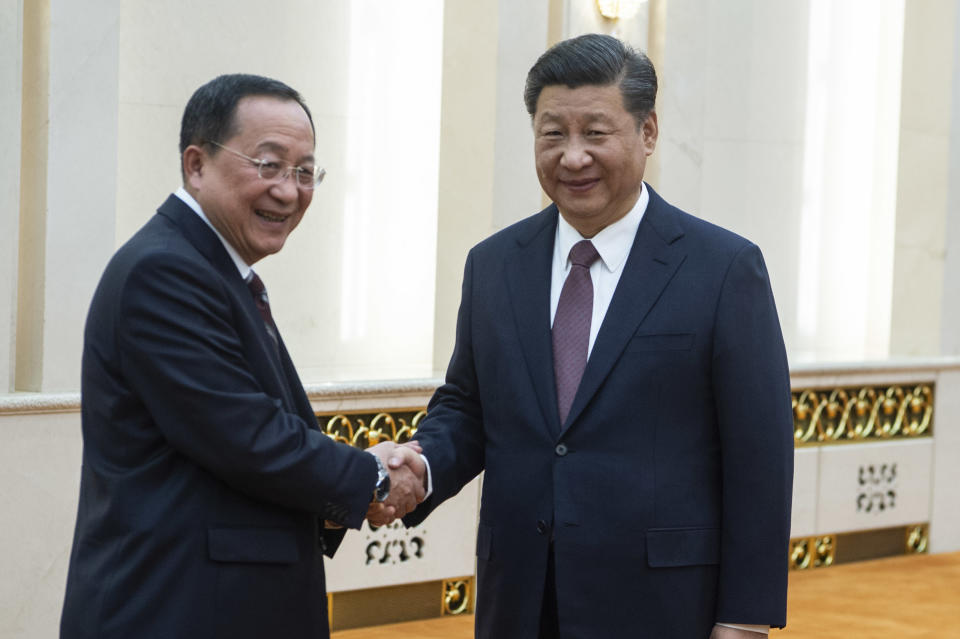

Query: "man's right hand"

xmin=365 ymin=442 xmax=426 ymax=526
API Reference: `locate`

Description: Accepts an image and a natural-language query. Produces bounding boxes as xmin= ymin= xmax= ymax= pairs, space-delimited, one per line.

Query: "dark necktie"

xmin=552 ymin=240 xmax=600 ymax=427
xmin=247 ymin=272 xmax=280 ymax=350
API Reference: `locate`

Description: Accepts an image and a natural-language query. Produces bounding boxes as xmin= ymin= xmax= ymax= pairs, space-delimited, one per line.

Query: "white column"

xmin=0 ymin=0 xmax=22 ymax=393
xmin=656 ymin=0 xmax=810 ymax=359
xmin=432 ymin=1 xmax=549 ymax=371
xmin=490 ymin=0 xmax=550 ymax=231
xmin=938 ymin=0 xmax=960 ymax=357
xmin=890 ymin=0 xmax=957 ymax=358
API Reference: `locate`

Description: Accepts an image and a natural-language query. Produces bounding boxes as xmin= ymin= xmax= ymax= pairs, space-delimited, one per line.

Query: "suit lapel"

xmin=505 ymin=207 xmax=563 ymax=437
xmin=561 ymin=188 xmax=687 ymax=434
xmin=157 ymin=195 xmax=296 ymax=409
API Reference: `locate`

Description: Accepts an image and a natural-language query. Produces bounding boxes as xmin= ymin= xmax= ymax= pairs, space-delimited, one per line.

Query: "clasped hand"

xmin=365 ymin=441 xmax=426 ymax=527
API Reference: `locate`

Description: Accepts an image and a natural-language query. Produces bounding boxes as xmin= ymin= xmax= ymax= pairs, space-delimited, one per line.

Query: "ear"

xmin=182 ymin=145 xmax=207 ymax=190
xmin=641 ymin=110 xmax=658 ymax=156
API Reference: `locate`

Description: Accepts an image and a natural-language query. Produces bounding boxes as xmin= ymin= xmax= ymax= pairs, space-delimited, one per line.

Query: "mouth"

xmin=560 ymin=178 xmax=600 ymax=193
xmin=255 ymin=210 xmax=289 ymax=223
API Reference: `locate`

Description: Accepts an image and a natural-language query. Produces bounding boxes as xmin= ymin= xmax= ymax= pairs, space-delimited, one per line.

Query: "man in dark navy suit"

xmin=405 ymin=35 xmax=794 ymax=638
xmin=61 ymin=74 xmax=424 ymax=639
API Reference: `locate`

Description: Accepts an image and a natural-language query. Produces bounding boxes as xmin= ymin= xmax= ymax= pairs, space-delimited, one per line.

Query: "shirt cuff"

xmin=420 ymin=453 xmax=433 ymax=499
xmin=716 ymin=623 xmax=769 ymax=635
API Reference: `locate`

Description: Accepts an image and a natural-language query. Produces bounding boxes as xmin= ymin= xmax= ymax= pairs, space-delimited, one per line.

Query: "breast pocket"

xmin=627 ymin=332 xmax=695 ymax=352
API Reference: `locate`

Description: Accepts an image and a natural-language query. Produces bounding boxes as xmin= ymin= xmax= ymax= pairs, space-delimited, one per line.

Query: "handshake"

xmin=364 ymin=440 xmax=427 ymax=527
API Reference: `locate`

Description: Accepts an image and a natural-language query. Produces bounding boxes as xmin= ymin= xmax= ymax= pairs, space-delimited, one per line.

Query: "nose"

xmin=269 ymin=170 xmax=300 ymax=202
xmin=559 ymin=138 xmax=593 ymax=171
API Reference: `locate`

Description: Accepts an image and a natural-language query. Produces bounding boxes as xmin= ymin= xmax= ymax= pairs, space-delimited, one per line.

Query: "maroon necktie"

xmin=247 ymin=272 xmax=280 ymax=350
xmin=552 ymin=240 xmax=600 ymax=426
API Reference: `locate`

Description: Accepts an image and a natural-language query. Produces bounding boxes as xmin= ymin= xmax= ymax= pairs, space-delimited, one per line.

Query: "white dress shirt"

xmin=549 ymin=184 xmax=648 ymax=352
xmin=175 ymin=187 xmax=252 ymax=280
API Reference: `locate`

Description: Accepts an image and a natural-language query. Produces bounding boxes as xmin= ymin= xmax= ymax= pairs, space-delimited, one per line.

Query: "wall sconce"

xmin=596 ymin=0 xmax=643 ymax=20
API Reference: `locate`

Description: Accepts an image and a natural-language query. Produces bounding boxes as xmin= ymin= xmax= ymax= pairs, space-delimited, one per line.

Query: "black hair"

xmin=179 ymin=74 xmax=314 ymax=176
xmin=524 ymin=33 xmax=657 ymax=127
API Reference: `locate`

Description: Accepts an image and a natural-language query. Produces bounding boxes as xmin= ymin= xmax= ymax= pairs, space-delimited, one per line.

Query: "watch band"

xmin=372 ymin=454 xmax=390 ymax=503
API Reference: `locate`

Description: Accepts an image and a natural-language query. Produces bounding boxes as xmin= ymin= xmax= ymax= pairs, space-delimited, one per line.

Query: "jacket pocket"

xmin=208 ymin=527 xmax=300 ymax=564
xmin=645 ymin=527 xmax=719 ymax=567
xmin=628 ymin=332 xmax=695 ymax=351
xmin=476 ymin=523 xmax=493 ymax=560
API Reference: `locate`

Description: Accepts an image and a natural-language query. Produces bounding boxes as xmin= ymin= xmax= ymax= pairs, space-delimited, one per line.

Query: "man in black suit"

xmin=60 ymin=74 xmax=424 ymax=639
xmin=405 ymin=35 xmax=794 ymax=638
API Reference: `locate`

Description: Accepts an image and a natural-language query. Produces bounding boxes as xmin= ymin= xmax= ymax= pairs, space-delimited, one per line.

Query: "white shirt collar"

xmin=555 ymin=183 xmax=649 ymax=272
xmin=174 ymin=187 xmax=252 ymax=280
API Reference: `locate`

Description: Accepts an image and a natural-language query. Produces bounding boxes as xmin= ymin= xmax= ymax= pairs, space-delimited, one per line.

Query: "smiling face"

xmin=533 ymin=83 xmax=657 ymax=237
xmin=183 ymin=95 xmax=315 ymax=265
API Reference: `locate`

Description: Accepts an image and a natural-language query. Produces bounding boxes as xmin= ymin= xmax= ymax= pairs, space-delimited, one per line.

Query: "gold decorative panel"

xmin=442 ymin=578 xmax=474 ymax=616
xmin=792 ymin=384 xmax=933 ymax=445
xmin=790 ymin=536 xmax=835 ymax=570
xmin=905 ymin=524 xmax=929 ymax=554
xmin=317 ymin=410 xmax=427 ymax=448
xmin=791 ymin=524 xmax=930 ymax=569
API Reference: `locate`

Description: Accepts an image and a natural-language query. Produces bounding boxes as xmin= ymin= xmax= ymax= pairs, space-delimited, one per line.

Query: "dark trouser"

xmin=538 ymin=544 xmax=559 ymax=639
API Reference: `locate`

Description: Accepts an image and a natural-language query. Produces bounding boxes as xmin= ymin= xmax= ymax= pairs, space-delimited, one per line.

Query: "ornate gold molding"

xmin=317 ymin=410 xmax=427 ymax=448
xmin=791 ymin=524 xmax=930 ymax=570
xmin=906 ymin=524 xmax=929 ymax=554
xmin=442 ymin=578 xmax=474 ymax=616
xmin=792 ymin=384 xmax=933 ymax=445
xmin=790 ymin=535 xmax=835 ymax=570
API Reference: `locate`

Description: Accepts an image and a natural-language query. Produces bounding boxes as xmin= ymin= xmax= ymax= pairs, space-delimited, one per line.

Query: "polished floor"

xmin=332 ymin=551 xmax=960 ymax=639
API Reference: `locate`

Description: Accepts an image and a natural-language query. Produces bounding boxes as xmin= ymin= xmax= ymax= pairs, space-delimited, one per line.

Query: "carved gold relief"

xmin=789 ymin=538 xmax=812 ymax=570
xmin=790 ymin=536 xmax=835 ymax=570
xmin=442 ymin=578 xmax=473 ymax=616
xmin=792 ymin=384 xmax=933 ymax=445
xmin=318 ymin=410 xmax=427 ymax=449
xmin=905 ymin=524 xmax=929 ymax=554
xmin=813 ymin=536 xmax=835 ymax=567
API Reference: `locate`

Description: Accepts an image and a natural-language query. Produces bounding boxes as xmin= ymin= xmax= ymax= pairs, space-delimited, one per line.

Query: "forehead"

xmin=229 ymin=95 xmax=315 ymax=150
xmin=533 ymin=83 xmax=628 ymax=122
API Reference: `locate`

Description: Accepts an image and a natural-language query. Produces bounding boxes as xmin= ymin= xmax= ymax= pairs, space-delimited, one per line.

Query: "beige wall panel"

xmin=118 ymin=1 xmax=443 ymax=383
xmin=0 ymin=411 xmax=82 ymax=639
xmin=432 ymin=0 xmax=500 ymax=372
xmin=38 ymin=0 xmax=120 ymax=391
xmin=656 ymin=0 xmax=808 ymax=359
xmin=791 ymin=446 xmax=819 ymax=538
xmin=891 ymin=0 xmax=955 ymax=357
xmin=326 ymin=478 xmax=480 ymax=592
xmin=816 ymin=440 xmax=933 ymax=535
xmin=943 ymin=0 xmax=960 ymax=358
xmin=490 ymin=0 xmax=548 ymax=232
xmin=0 ymin=0 xmax=22 ymax=393
xmin=931 ymin=369 xmax=960 ymax=552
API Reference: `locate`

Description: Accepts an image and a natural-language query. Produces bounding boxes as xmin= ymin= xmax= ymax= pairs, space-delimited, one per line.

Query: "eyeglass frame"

xmin=205 ymin=140 xmax=326 ymax=189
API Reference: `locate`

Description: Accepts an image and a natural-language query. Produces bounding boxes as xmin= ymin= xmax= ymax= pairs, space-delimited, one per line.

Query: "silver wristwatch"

xmin=372 ymin=454 xmax=391 ymax=502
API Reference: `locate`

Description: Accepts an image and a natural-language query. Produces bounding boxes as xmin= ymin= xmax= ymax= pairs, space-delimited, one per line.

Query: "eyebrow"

xmin=536 ymin=111 xmax=616 ymax=125
xmin=255 ymin=141 xmax=315 ymax=164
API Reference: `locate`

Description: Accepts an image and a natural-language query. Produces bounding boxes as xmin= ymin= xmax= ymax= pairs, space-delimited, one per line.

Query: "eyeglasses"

xmin=207 ymin=141 xmax=326 ymax=190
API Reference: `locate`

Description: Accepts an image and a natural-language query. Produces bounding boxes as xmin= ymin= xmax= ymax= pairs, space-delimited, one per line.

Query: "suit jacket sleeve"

xmin=115 ymin=252 xmax=376 ymax=529
xmin=711 ymin=243 xmax=794 ymax=627
xmin=405 ymin=251 xmax=487 ymax=526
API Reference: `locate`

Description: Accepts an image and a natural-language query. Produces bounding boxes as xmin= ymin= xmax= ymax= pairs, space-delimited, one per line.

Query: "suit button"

xmin=555 ymin=443 xmax=568 ymax=456
xmin=536 ymin=520 xmax=547 ymax=535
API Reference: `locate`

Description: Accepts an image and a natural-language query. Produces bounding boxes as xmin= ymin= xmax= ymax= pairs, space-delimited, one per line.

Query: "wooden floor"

xmin=333 ymin=551 xmax=960 ymax=639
